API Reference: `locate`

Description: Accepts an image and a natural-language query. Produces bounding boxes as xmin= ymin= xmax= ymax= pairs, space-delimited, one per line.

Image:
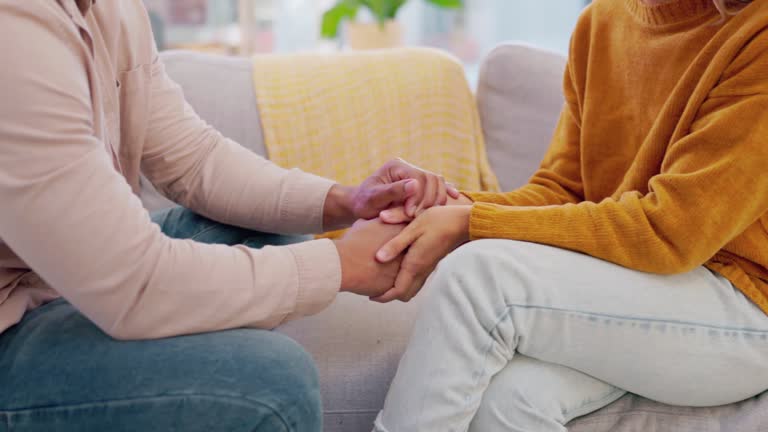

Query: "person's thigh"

xmin=469 ymin=355 xmax=625 ymax=432
xmin=0 ymin=299 xmax=322 ymax=432
xmin=470 ymin=240 xmax=768 ymax=406
xmin=151 ymin=206 xmax=310 ymax=248
xmin=376 ymin=239 xmax=768 ymax=432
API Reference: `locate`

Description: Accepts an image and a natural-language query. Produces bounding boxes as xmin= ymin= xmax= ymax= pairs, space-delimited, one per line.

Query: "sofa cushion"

xmin=477 ymin=43 xmax=567 ymax=191
xmin=278 ymin=293 xmax=426 ymax=431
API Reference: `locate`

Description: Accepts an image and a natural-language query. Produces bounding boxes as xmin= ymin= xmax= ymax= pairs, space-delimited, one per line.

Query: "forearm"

xmin=160 ymin=136 xmax=336 ymax=234
xmin=468 ymin=182 xmax=763 ymax=275
xmin=463 ymin=173 xmax=582 ymax=207
xmin=140 ymin=57 xmax=338 ymax=234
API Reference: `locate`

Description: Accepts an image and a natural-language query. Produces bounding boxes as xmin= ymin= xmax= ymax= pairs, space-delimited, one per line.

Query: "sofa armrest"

xmin=477 ymin=43 xmax=567 ymax=191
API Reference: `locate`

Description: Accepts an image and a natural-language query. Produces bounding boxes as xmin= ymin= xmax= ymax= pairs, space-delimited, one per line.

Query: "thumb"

xmin=372 ymin=179 xmax=417 ymax=209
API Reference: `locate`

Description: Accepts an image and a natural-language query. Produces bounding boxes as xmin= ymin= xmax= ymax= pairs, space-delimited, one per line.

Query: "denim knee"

xmin=151 ymin=329 xmax=323 ymax=432
xmin=0 ymin=301 xmax=322 ymax=432
xmin=204 ymin=330 xmax=323 ymax=432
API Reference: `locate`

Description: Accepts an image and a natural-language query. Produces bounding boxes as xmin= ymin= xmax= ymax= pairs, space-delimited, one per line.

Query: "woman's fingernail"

xmin=377 ymin=250 xmax=389 ymax=261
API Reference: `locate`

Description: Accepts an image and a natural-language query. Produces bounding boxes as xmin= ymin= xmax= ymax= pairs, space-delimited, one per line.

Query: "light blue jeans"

xmin=0 ymin=207 xmax=318 ymax=432
xmin=375 ymin=240 xmax=768 ymax=432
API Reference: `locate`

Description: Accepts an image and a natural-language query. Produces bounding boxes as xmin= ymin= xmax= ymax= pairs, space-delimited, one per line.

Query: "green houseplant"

xmin=322 ymin=0 xmax=463 ymax=49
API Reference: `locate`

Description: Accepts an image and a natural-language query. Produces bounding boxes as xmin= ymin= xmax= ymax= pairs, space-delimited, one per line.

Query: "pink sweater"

xmin=0 ymin=0 xmax=342 ymax=339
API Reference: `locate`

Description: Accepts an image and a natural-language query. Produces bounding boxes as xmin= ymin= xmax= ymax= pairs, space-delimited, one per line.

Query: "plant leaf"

xmin=321 ymin=0 xmax=360 ymax=39
xmin=425 ymin=0 xmax=463 ymax=8
xmin=385 ymin=0 xmax=407 ymax=19
xmin=359 ymin=0 xmax=389 ymax=23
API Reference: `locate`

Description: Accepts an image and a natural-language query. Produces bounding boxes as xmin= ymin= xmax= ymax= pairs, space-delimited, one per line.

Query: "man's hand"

xmin=323 ymin=159 xmax=460 ymax=230
xmin=333 ymin=218 xmax=406 ymax=298
xmin=373 ymin=205 xmax=472 ymax=303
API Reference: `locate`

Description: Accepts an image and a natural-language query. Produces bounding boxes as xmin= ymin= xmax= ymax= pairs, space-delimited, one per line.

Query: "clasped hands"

xmin=327 ymin=159 xmax=473 ymax=303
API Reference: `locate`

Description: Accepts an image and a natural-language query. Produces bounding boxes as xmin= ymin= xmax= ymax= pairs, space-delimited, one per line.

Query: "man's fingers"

xmin=376 ymin=225 xmax=419 ymax=263
xmin=404 ymin=179 xmax=423 ymax=217
xmin=372 ymin=179 xmax=414 ymax=209
xmin=415 ymin=175 xmax=438 ymax=216
xmin=446 ymin=182 xmax=461 ymax=199
xmin=436 ymin=177 xmax=448 ymax=206
xmin=380 ymin=207 xmax=412 ymax=224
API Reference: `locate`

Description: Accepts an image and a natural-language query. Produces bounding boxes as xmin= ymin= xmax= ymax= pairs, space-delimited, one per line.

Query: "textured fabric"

xmin=251 ymin=48 xmax=499 ymax=238
xmin=0 ymin=300 xmax=322 ymax=432
xmin=279 ymin=293 xmax=426 ymax=431
xmin=0 ymin=0 xmax=342 ymax=338
xmin=375 ymin=240 xmax=768 ymax=431
xmin=465 ymin=0 xmax=768 ymax=314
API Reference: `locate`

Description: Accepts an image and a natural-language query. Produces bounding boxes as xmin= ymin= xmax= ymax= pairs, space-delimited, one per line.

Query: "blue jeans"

xmin=0 ymin=207 xmax=319 ymax=432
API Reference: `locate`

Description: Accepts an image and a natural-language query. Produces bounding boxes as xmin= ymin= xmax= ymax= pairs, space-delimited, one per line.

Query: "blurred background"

xmin=142 ymin=0 xmax=590 ymax=83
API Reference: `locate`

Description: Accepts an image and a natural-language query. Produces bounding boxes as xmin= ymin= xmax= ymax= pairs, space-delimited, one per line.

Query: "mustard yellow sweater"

xmin=466 ymin=0 xmax=768 ymax=313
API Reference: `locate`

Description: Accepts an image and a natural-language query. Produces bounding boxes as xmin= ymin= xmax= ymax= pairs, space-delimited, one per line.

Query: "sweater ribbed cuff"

xmin=469 ymin=202 xmax=505 ymax=240
xmin=280 ymin=169 xmax=336 ymax=234
xmin=284 ymin=238 xmax=341 ymax=321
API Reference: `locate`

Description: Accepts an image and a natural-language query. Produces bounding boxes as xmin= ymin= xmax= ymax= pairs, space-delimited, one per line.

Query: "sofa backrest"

xmin=149 ymin=44 xmax=568 ymax=210
xmin=477 ymin=43 xmax=567 ymax=191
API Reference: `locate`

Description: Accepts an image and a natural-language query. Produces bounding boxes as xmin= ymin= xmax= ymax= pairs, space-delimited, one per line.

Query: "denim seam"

xmin=459 ymin=307 xmax=516 ymax=432
xmin=189 ymin=225 xmax=223 ymax=241
xmin=0 ymin=393 xmax=291 ymax=432
xmin=472 ymin=302 xmax=765 ymax=427
xmin=574 ymin=407 xmax=711 ymax=419
xmin=503 ymin=303 xmax=768 ymax=334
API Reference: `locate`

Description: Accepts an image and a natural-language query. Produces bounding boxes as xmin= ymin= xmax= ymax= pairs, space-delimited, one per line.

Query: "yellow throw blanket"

xmin=252 ymin=48 xmax=499 ymax=237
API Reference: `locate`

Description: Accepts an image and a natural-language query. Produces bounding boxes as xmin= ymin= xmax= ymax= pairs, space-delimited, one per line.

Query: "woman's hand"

xmin=373 ymin=205 xmax=473 ymax=303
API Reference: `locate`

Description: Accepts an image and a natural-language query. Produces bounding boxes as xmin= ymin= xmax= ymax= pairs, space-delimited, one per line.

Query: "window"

xmin=142 ymin=0 xmax=588 ymax=59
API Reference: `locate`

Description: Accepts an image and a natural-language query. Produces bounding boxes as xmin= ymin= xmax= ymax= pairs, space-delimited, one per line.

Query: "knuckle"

xmin=402 ymin=258 xmax=423 ymax=273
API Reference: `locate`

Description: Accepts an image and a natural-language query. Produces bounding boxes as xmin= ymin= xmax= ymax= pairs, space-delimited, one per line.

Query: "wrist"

xmin=332 ymin=238 xmax=356 ymax=292
xmin=448 ymin=193 xmax=474 ymax=206
xmin=323 ymin=185 xmax=357 ymax=231
xmin=454 ymin=205 xmax=473 ymax=244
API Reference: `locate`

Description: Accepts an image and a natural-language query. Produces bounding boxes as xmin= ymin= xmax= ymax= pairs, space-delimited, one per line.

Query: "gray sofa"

xmin=150 ymin=44 xmax=768 ymax=432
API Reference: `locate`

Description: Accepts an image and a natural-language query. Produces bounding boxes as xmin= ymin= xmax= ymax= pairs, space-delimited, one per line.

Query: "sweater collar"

xmin=624 ymin=0 xmax=718 ymax=26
